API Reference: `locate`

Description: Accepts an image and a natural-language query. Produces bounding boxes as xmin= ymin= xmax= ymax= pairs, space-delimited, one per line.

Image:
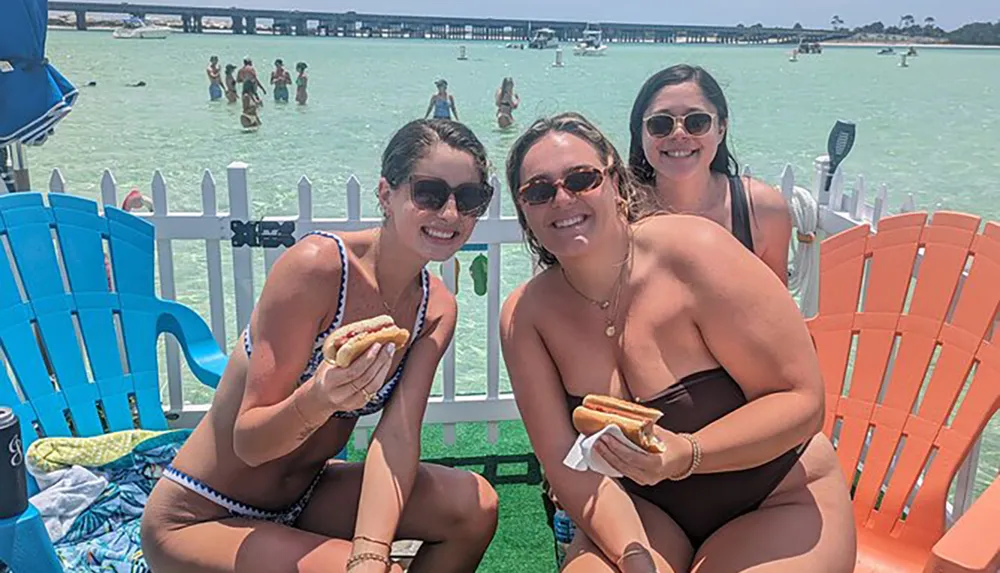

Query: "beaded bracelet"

xmin=345 ymin=552 xmax=392 ymax=571
xmin=668 ymin=433 xmax=702 ymax=481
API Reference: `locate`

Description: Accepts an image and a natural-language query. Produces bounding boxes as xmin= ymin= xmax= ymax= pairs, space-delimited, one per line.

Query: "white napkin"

xmin=562 ymin=425 xmax=645 ymax=478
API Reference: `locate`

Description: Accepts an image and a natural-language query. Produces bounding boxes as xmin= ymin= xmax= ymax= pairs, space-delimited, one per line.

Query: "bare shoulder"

xmin=745 ymin=177 xmax=792 ymax=228
xmin=422 ymin=272 xmax=458 ymax=329
xmin=633 ymin=213 xmax=739 ymax=260
xmin=633 ymin=213 xmax=761 ymax=286
xmin=500 ymin=271 xmax=557 ymax=333
xmin=266 ymin=234 xmax=344 ymax=291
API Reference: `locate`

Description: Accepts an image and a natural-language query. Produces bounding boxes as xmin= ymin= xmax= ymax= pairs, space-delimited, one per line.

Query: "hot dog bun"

xmin=572 ymin=395 xmax=665 ymax=453
xmin=322 ymin=314 xmax=410 ymax=368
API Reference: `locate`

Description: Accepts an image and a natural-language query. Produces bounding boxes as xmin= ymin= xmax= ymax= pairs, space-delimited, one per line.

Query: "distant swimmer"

xmin=295 ymin=62 xmax=308 ymax=105
xmin=127 ymin=81 xmax=147 ymax=87
xmin=424 ymin=78 xmax=458 ymax=121
xmin=240 ymin=80 xmax=262 ymax=130
xmin=224 ymin=64 xmax=238 ymax=103
xmin=237 ymin=57 xmax=266 ymax=96
xmin=207 ymin=55 xmax=224 ymax=101
xmin=271 ymin=59 xmax=291 ymax=103
xmin=495 ymin=76 xmax=519 ymax=129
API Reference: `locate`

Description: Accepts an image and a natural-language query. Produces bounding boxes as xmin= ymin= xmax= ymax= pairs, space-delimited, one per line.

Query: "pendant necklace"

xmin=561 ymin=232 xmax=633 ymax=337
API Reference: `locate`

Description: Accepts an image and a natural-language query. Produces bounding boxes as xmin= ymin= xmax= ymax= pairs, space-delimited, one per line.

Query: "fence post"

xmin=828 ymin=167 xmax=846 ymax=213
xmin=813 ymin=155 xmax=830 ymax=205
xmin=850 ymin=175 xmax=866 ymax=221
xmin=486 ymin=174 xmax=503 ymax=443
xmin=151 ymin=170 xmax=184 ymax=411
xmin=899 ymin=194 xmax=916 ymax=214
xmin=201 ymin=170 xmax=227 ymax=350
xmin=872 ymin=184 xmax=888 ymax=229
xmin=227 ymin=162 xmax=254 ymax=333
xmin=298 ymin=175 xmax=314 ymax=236
xmin=49 ymin=169 xmax=66 ymax=194
xmin=100 ymin=169 xmax=118 ymax=208
xmin=346 ymin=175 xmax=362 ymax=222
xmin=441 ymin=256 xmax=459 ymax=446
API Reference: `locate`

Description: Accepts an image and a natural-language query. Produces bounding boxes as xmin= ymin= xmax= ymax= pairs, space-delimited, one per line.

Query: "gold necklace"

xmin=561 ymin=233 xmax=632 ymax=337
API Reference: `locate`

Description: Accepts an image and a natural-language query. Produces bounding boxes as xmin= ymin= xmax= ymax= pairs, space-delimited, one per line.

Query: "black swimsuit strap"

xmin=729 ymin=176 xmax=755 ymax=252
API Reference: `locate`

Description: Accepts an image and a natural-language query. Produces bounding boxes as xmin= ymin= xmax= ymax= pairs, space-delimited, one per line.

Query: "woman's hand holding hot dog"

xmin=593 ymin=427 xmax=695 ymax=486
xmin=313 ymin=342 xmax=397 ymax=412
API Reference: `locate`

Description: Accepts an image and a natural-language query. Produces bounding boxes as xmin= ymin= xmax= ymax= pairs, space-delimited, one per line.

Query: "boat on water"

xmin=573 ymin=29 xmax=608 ymax=56
xmin=528 ymin=28 xmax=558 ymax=49
xmin=112 ymin=17 xmax=171 ymax=39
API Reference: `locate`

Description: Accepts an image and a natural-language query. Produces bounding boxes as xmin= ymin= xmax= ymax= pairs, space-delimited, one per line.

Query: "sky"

xmin=72 ymin=0 xmax=997 ymax=31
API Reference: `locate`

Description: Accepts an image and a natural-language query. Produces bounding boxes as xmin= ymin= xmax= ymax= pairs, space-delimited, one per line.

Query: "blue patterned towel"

xmin=53 ymin=429 xmax=190 ymax=573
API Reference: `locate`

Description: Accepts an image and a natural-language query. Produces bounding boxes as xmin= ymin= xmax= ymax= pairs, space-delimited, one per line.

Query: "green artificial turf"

xmin=344 ymin=420 xmax=557 ymax=572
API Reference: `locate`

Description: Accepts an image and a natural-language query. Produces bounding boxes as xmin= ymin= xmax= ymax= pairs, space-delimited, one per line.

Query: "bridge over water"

xmin=50 ymin=2 xmax=841 ymax=44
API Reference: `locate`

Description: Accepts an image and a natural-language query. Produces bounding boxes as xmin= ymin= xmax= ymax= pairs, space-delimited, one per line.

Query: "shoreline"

xmin=44 ymin=24 xmax=1000 ymax=50
xmin=821 ymin=40 xmax=1000 ymax=50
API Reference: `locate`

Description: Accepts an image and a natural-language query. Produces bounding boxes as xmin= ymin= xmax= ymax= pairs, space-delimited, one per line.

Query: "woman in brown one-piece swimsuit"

xmin=500 ymin=113 xmax=856 ymax=573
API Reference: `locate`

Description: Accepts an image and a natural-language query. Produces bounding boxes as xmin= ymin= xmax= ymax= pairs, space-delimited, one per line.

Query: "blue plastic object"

xmin=0 ymin=193 xmax=227 ymax=573
xmin=0 ymin=505 xmax=62 ymax=573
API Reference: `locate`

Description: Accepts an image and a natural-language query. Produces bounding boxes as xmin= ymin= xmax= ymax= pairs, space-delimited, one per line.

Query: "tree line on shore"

xmin=822 ymin=15 xmax=1000 ymax=45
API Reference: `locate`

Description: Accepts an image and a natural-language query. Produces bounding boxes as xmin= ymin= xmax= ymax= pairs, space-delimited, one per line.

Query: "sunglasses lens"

xmin=645 ymin=115 xmax=675 ymax=137
xmin=521 ymin=181 xmax=558 ymax=205
xmin=563 ymin=169 xmax=603 ymax=193
xmin=455 ymin=184 xmax=493 ymax=216
xmin=411 ymin=179 xmax=449 ymax=211
xmin=684 ymin=113 xmax=714 ymax=136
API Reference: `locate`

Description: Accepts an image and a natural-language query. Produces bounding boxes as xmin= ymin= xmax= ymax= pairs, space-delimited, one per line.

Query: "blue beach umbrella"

xmin=0 ymin=0 xmax=78 ymax=148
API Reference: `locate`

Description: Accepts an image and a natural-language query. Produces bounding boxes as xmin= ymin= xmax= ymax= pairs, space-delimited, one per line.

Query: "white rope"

xmin=787 ymin=185 xmax=820 ymax=316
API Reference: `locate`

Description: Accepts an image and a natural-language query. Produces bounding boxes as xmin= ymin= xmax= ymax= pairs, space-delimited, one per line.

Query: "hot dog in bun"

xmin=572 ymin=395 xmax=666 ymax=453
xmin=322 ymin=314 xmax=410 ymax=368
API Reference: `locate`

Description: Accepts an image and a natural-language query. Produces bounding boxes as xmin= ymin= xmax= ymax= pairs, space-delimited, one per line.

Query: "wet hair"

xmin=381 ymin=119 xmax=489 ymax=191
xmin=628 ymin=64 xmax=739 ymax=183
xmin=296 ymin=61 xmax=307 ymax=72
xmin=499 ymin=77 xmax=514 ymax=104
xmin=225 ymin=64 xmax=236 ymax=74
xmin=506 ymin=112 xmax=641 ymax=269
xmin=243 ymin=58 xmax=252 ymax=66
xmin=274 ymin=58 xmax=283 ymax=66
xmin=210 ymin=55 xmax=218 ymax=62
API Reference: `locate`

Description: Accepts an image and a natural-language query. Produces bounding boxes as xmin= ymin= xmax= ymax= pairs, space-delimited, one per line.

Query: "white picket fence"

xmin=40 ymin=155 xmax=993 ymax=520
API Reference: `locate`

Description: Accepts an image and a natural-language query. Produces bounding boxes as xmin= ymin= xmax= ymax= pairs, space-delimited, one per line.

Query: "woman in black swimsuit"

xmin=500 ymin=113 xmax=855 ymax=572
xmin=628 ymin=65 xmax=792 ymax=283
xmin=141 ymin=119 xmax=499 ymax=573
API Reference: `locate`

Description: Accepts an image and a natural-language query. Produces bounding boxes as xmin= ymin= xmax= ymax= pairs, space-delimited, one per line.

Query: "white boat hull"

xmin=113 ymin=27 xmax=171 ymax=39
xmin=573 ymin=45 xmax=607 ymax=56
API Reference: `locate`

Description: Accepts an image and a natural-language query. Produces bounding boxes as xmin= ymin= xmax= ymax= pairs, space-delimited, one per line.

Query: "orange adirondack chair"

xmin=807 ymin=211 xmax=1000 ymax=573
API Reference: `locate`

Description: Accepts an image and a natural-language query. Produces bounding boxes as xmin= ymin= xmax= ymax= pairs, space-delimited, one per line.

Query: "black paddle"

xmin=824 ymin=120 xmax=856 ymax=193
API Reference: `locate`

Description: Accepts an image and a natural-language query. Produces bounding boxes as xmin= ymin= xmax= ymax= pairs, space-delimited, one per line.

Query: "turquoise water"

xmin=31 ymin=31 xmax=1000 ymax=494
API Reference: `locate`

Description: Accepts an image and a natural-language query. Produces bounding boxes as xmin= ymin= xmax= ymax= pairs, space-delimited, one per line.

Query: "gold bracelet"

xmin=668 ymin=433 xmax=701 ymax=481
xmin=615 ymin=546 xmax=650 ymax=568
xmin=346 ymin=552 xmax=392 ymax=571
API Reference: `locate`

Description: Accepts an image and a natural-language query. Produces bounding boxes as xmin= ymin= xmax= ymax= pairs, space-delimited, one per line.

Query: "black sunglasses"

xmin=409 ymin=177 xmax=493 ymax=217
xmin=518 ymin=166 xmax=606 ymax=206
xmin=643 ymin=111 xmax=716 ymax=138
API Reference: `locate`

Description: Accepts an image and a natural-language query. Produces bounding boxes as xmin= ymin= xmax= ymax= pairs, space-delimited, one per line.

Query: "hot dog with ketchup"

xmin=572 ymin=395 xmax=666 ymax=453
xmin=321 ymin=314 xmax=410 ymax=368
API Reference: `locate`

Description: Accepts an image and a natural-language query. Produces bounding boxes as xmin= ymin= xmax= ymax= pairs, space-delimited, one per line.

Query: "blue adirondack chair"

xmin=0 ymin=192 xmax=227 ymax=573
